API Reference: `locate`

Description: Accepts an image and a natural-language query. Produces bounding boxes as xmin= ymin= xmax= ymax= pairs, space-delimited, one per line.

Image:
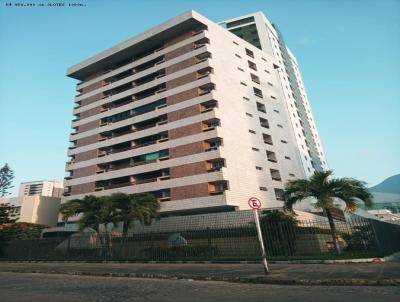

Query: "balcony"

xmin=207 ymin=159 xmax=225 ymax=172
xmin=194 ymin=37 xmax=209 ymax=50
xmin=209 ymin=181 xmax=228 ymax=195
xmin=196 ymin=67 xmax=212 ymax=80
xmin=192 ymin=29 xmax=205 ymax=36
xmin=202 ymin=118 xmax=220 ymax=132
xmin=158 ymin=197 xmax=171 ymax=202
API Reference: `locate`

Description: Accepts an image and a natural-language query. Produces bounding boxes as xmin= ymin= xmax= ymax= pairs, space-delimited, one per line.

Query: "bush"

xmin=1 ymin=222 xmax=49 ymax=241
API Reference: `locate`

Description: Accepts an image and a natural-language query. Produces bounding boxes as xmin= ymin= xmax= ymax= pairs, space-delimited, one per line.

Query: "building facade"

xmin=63 ymin=10 xmax=327 ymax=215
xmin=220 ymin=12 xmax=328 ymax=177
xmin=0 ymin=196 xmax=61 ymax=227
xmin=19 ymin=180 xmax=64 ymax=198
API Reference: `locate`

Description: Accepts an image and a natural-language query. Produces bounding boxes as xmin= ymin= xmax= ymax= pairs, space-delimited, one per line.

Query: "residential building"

xmin=19 ymin=180 xmax=64 ymax=198
xmin=0 ymin=196 xmax=61 ymax=227
xmin=63 ymin=10 xmax=327 ymax=215
xmin=220 ymin=12 xmax=328 ymax=176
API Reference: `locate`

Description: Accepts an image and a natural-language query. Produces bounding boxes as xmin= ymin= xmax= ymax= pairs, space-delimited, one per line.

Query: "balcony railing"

xmin=135 ymin=178 xmax=157 ymax=185
xmin=102 ymin=182 xmax=134 ymax=190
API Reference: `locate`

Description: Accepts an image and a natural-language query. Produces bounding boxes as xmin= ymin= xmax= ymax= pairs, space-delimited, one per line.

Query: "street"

xmin=0 ymin=272 xmax=399 ymax=302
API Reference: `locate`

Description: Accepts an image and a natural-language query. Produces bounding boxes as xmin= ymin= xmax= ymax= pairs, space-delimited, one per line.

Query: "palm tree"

xmin=60 ymin=195 xmax=120 ymax=259
xmin=107 ymin=192 xmax=159 ymax=243
xmin=283 ymin=170 xmax=373 ymax=255
xmin=60 ymin=195 xmax=119 ymax=233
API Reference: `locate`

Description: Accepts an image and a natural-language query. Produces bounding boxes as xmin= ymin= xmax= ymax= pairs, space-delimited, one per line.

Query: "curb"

xmin=0 ymin=258 xmax=384 ymax=264
xmin=2 ymin=269 xmax=399 ymax=286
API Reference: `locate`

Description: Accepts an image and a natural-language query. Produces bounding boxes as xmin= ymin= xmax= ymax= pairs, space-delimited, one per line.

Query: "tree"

xmin=1 ymin=222 xmax=48 ymax=240
xmin=60 ymin=195 xmax=119 ymax=233
xmin=259 ymin=211 xmax=298 ymax=256
xmin=107 ymin=192 xmax=159 ymax=243
xmin=0 ymin=203 xmax=17 ymax=224
xmin=283 ymin=170 xmax=373 ymax=255
xmin=60 ymin=195 xmax=120 ymax=259
xmin=0 ymin=163 xmax=14 ymax=197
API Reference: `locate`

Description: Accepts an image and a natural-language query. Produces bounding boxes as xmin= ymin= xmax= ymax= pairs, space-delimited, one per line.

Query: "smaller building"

xmin=368 ymin=209 xmax=400 ymax=224
xmin=19 ymin=180 xmax=64 ymax=198
xmin=0 ymin=180 xmax=63 ymax=227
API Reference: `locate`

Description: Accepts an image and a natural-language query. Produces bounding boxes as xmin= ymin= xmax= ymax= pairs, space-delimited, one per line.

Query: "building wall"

xmin=0 ymin=196 xmax=61 ymax=227
xmin=19 ymin=181 xmax=63 ymax=198
xmin=63 ymin=11 xmax=327 ymax=214
xmin=220 ymin=12 xmax=328 ymax=178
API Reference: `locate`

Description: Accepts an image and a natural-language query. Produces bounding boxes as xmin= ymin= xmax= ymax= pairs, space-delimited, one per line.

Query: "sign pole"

xmin=248 ymin=197 xmax=269 ymax=275
xmin=253 ymin=209 xmax=269 ymax=275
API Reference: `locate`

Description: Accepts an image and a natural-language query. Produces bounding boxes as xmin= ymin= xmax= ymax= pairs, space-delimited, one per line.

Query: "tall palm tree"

xmin=283 ymin=170 xmax=373 ymax=255
xmin=60 ymin=195 xmax=119 ymax=233
xmin=107 ymin=192 xmax=159 ymax=242
xmin=60 ymin=195 xmax=120 ymax=259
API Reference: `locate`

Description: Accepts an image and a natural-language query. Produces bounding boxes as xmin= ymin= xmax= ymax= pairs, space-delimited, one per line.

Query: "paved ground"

xmin=0 ymin=262 xmax=399 ymax=285
xmin=1 ymin=272 xmax=399 ymax=302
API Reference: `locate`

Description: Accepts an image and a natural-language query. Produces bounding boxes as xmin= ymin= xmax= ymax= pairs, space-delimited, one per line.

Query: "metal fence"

xmin=2 ymin=211 xmax=400 ymax=261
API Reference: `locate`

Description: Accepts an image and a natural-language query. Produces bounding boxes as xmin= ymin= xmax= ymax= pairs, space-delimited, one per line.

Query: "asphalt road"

xmin=0 ymin=272 xmax=399 ymax=302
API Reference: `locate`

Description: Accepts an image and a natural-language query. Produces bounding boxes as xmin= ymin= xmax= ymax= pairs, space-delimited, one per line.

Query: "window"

xmin=246 ymin=112 xmax=253 ymax=117
xmin=253 ymin=87 xmax=263 ymax=98
xmin=266 ymin=151 xmax=277 ymax=162
xmin=235 ymin=54 xmax=242 ymax=59
xmin=267 ymin=82 xmax=273 ymax=86
xmin=271 ymin=95 xmax=277 ymax=100
xmin=245 ymin=48 xmax=254 ymax=58
xmin=240 ymin=81 xmax=247 ymax=86
xmin=270 ymin=169 xmax=282 ymax=181
xmin=233 ymin=41 xmax=239 ymax=45
xmin=256 ymin=166 xmax=263 ymax=170
xmin=250 ymin=73 xmax=260 ymax=84
xmin=264 ymin=69 xmax=270 ymax=74
xmin=277 ymin=124 xmax=283 ymax=128
xmin=262 ymin=57 xmax=267 ymax=62
xmin=256 ymin=102 xmax=266 ymax=113
xmin=248 ymin=60 xmax=257 ymax=71
xmin=243 ymin=96 xmax=250 ymax=101
xmin=252 ymin=147 xmax=259 ymax=151
xmin=260 ymin=187 xmax=268 ymax=191
xmin=274 ymin=188 xmax=284 ymax=200
xmin=284 ymin=156 xmax=291 ymax=160
xmin=273 ymin=109 xmax=280 ymax=113
xmin=237 ymin=67 xmax=244 ymax=72
xmin=263 ymin=133 xmax=273 ymax=145
xmin=249 ymin=130 xmax=256 ymax=134
xmin=289 ymin=173 xmax=295 ymax=177
xmin=259 ymin=117 xmax=269 ymax=128
xmin=281 ymin=140 xmax=288 ymax=144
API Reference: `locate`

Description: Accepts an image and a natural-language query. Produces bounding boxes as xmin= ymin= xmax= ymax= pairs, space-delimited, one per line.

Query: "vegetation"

xmin=0 ymin=203 xmax=17 ymax=224
xmin=60 ymin=193 xmax=159 ymax=236
xmin=60 ymin=195 xmax=119 ymax=233
xmin=1 ymin=222 xmax=48 ymax=240
xmin=259 ymin=211 xmax=298 ymax=256
xmin=283 ymin=170 xmax=373 ymax=255
xmin=0 ymin=163 xmax=14 ymax=197
xmin=107 ymin=192 xmax=159 ymax=241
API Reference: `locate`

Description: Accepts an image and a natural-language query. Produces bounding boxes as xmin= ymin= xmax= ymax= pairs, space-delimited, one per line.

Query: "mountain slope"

xmin=369 ymin=174 xmax=400 ymax=194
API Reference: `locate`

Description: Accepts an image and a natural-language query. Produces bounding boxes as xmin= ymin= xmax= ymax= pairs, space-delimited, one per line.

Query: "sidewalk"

xmin=0 ymin=262 xmax=399 ymax=286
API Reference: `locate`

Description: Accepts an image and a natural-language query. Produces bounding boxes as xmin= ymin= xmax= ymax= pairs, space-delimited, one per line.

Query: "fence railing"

xmin=2 ymin=212 xmax=400 ymax=261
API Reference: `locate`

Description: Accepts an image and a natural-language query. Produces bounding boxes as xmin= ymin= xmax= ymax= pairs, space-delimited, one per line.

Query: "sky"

xmin=0 ymin=0 xmax=399 ymax=195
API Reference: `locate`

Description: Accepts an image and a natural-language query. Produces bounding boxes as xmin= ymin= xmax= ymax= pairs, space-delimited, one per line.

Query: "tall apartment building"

xmin=19 ymin=180 xmax=64 ymax=198
xmin=220 ymin=12 xmax=328 ymax=176
xmin=63 ymin=10 xmax=327 ymax=215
